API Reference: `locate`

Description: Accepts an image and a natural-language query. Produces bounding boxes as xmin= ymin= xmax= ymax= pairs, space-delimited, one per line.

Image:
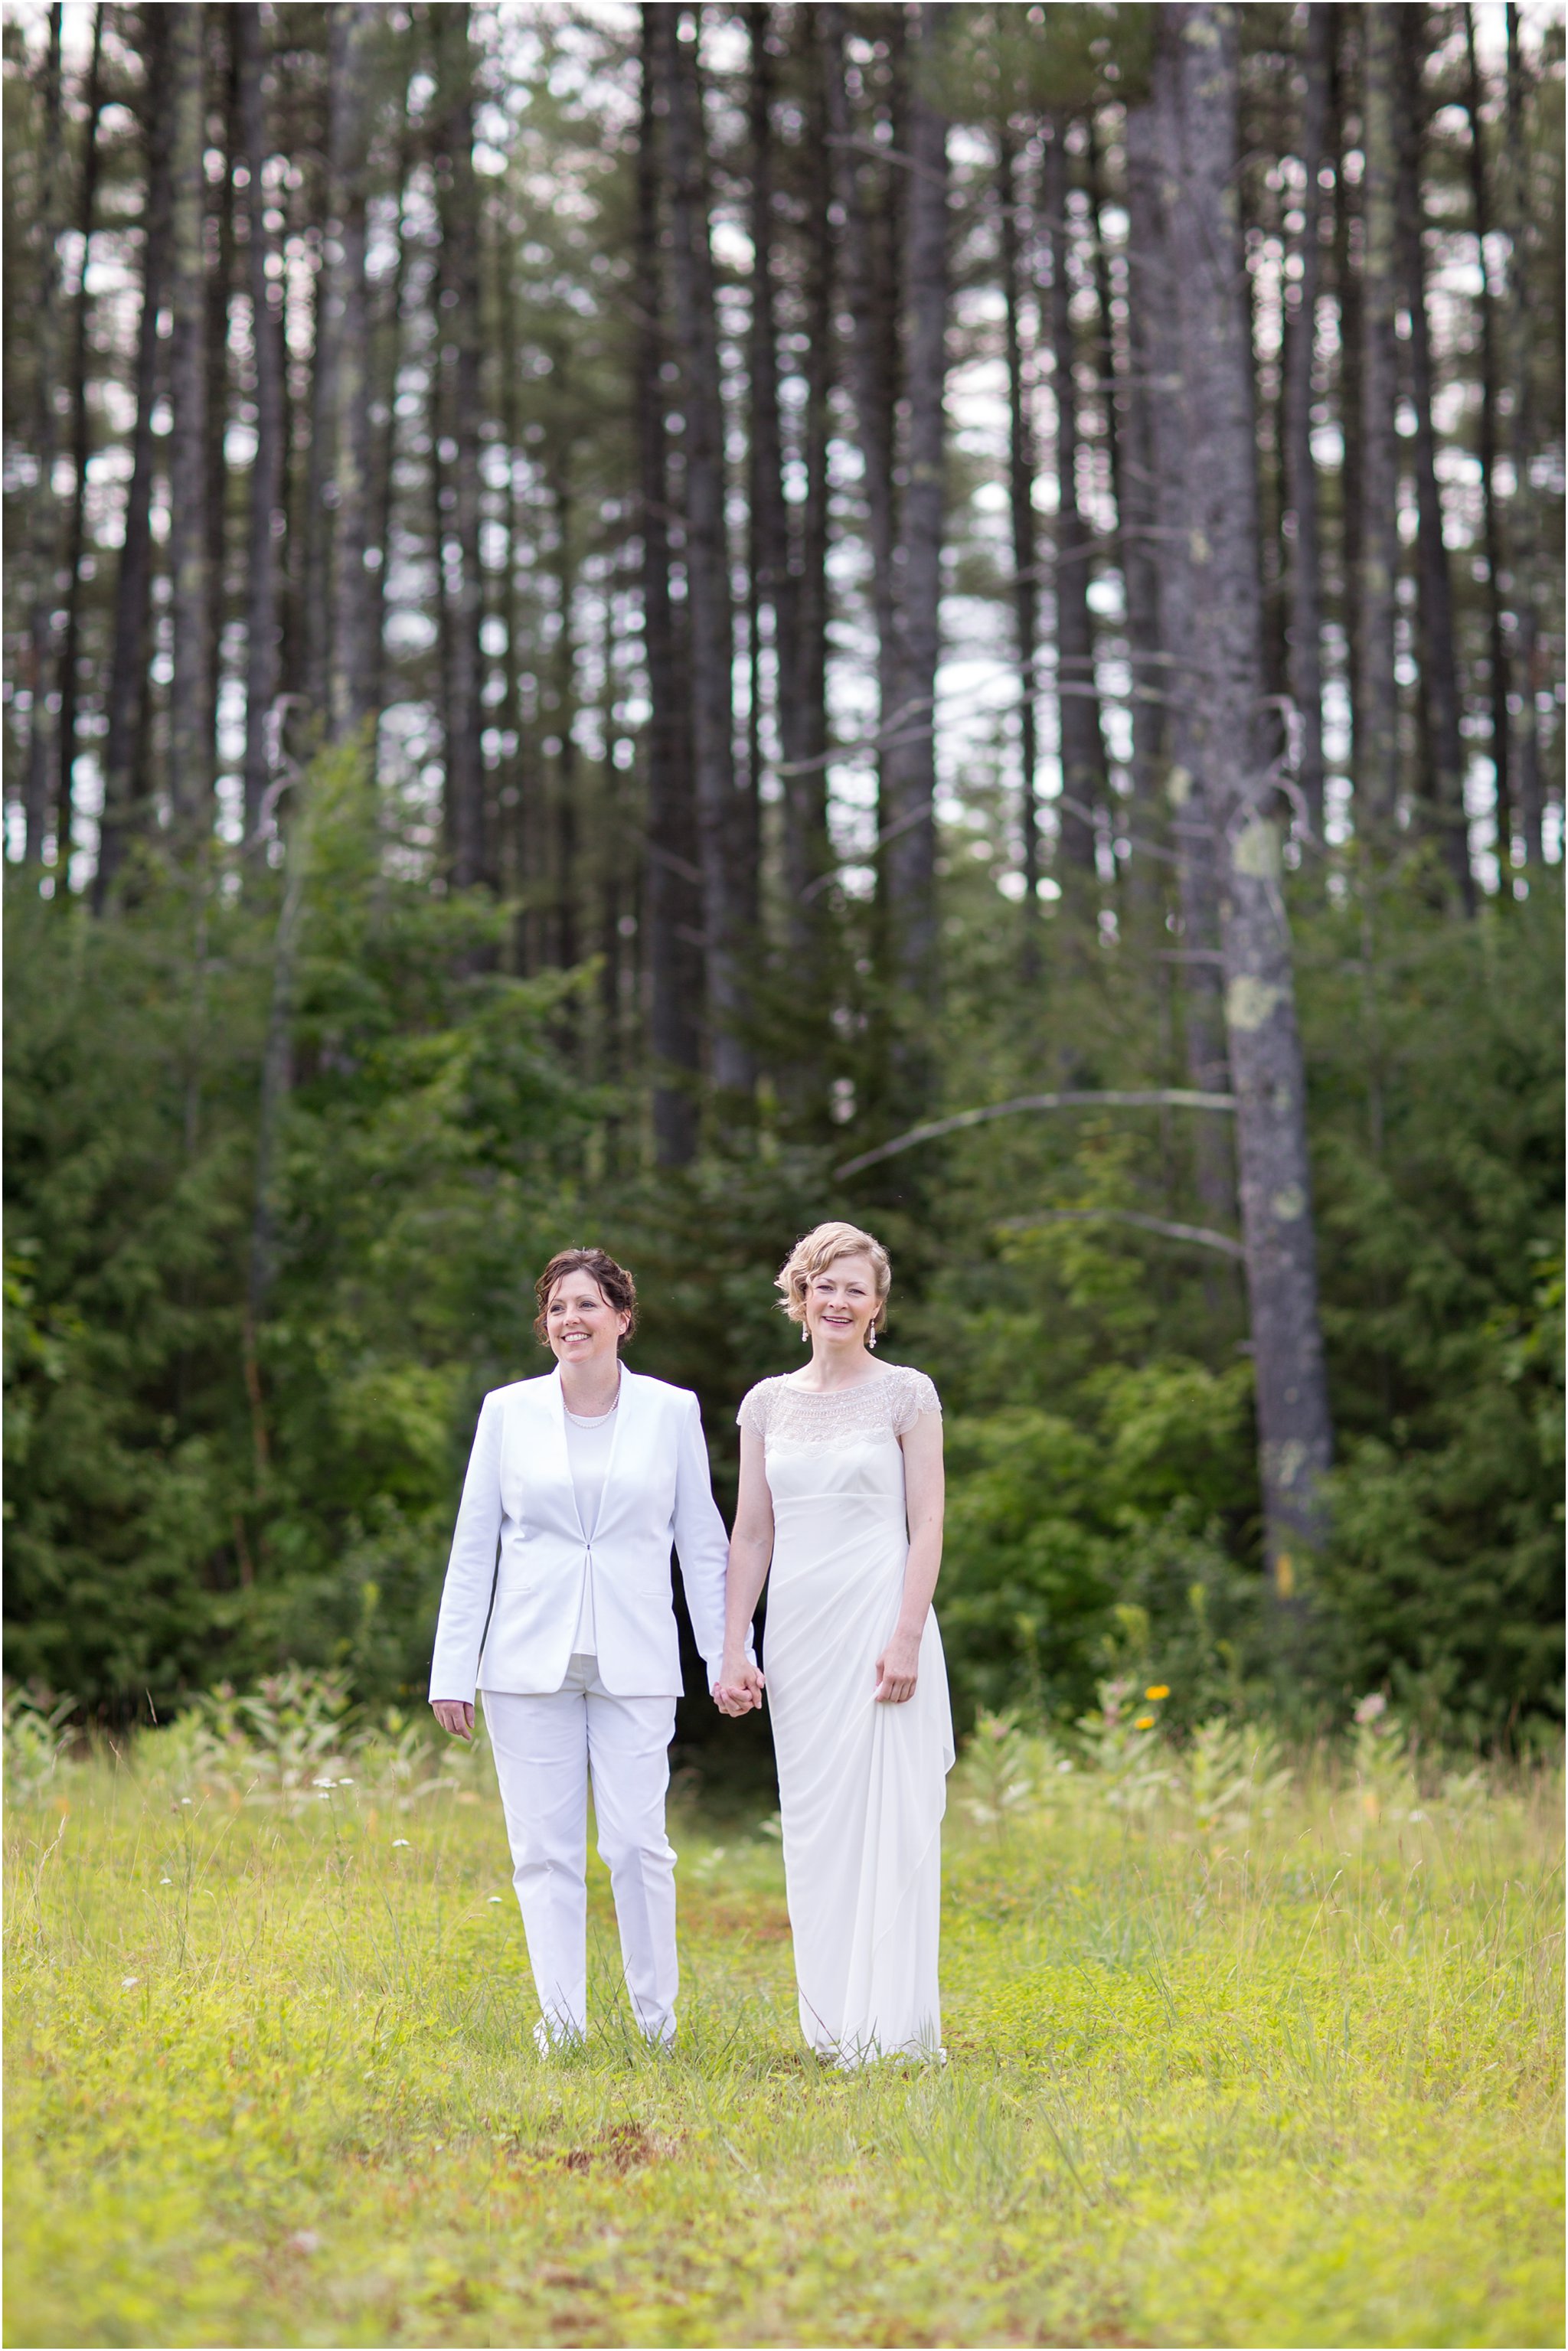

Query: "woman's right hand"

xmin=713 ymin=1657 xmax=765 ymax=1716
xmin=431 ymin=1700 xmax=475 ymax=1741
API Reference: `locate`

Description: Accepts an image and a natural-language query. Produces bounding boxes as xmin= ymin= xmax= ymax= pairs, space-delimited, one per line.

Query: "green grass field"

xmin=4 ymin=1698 xmax=1562 ymax=2350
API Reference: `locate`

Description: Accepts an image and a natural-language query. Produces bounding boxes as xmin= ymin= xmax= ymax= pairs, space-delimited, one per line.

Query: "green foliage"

xmin=906 ymin=873 xmax=1563 ymax=1744
xmin=5 ymin=758 xmax=1563 ymax=1752
xmin=4 ymin=756 xmax=591 ymax=1716
xmin=5 ymin=1724 xmax=1560 ymax=2348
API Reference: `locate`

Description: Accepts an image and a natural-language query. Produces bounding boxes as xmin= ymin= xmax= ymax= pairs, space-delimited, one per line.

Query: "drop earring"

xmin=801 ymin=1321 xmax=810 ymax=1344
xmin=867 ymin=1321 xmax=877 ymax=1350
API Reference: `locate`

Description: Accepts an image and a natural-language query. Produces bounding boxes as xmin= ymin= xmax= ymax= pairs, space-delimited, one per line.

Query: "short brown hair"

xmin=776 ymin=1220 xmax=891 ymax=1336
xmin=533 ymin=1247 xmax=639 ymax=1347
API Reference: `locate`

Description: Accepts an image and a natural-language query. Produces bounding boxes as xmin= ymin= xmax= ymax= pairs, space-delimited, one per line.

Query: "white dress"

xmin=738 ymin=1364 xmax=955 ymax=2063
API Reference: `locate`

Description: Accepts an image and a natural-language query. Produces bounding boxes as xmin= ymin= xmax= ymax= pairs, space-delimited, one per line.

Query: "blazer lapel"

xmin=542 ymin=1367 xmax=586 ymax=1541
xmin=593 ymin=1368 xmax=647 ymax=1532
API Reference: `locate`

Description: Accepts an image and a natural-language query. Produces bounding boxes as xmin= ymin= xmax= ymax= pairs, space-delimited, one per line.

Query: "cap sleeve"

xmin=891 ymin=1367 xmax=942 ymax=1435
xmin=737 ymin=1381 xmax=772 ymax=1439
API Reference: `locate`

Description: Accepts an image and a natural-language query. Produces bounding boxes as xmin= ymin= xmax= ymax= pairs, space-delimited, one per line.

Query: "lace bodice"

xmin=737 ymin=1363 xmax=941 ymax=1451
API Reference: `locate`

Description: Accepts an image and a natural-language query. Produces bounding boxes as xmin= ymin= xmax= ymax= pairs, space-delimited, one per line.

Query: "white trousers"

xmin=482 ymin=1657 xmax=678 ymax=2044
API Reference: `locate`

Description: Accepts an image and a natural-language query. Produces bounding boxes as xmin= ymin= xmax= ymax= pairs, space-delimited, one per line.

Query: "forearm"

xmin=893 ymin=1527 xmax=942 ymax=1641
xmin=723 ymin=1535 xmax=771 ymax=1660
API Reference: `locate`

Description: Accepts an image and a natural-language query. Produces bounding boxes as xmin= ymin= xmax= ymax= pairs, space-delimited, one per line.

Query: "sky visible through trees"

xmin=4 ymin=3 xmax=1563 ymax=1749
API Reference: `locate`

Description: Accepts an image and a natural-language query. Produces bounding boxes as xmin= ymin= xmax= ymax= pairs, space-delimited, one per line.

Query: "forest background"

xmin=4 ymin=0 xmax=1563 ymax=1779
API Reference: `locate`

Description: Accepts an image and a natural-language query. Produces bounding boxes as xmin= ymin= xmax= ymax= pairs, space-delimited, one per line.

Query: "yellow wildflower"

xmin=1145 ymin=1684 xmax=1169 ymax=1701
xmin=1135 ymin=1714 xmax=1156 ymax=1730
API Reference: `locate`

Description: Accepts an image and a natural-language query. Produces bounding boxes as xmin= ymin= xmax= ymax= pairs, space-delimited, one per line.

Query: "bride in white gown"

xmin=715 ymin=1221 xmax=954 ymax=2064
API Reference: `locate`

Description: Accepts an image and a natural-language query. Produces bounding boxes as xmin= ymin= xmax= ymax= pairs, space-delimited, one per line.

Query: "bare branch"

xmin=997 ymin=1207 xmax=1246 ymax=1262
xmin=834 ymin=1089 xmax=1238 ymax=1179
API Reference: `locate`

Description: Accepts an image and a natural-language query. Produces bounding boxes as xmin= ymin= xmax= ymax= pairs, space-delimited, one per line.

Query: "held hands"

xmin=874 ymin=1628 xmax=921 ymax=1705
xmin=713 ymin=1657 xmax=766 ymax=1717
xmin=431 ymin=1700 xmax=475 ymax=1741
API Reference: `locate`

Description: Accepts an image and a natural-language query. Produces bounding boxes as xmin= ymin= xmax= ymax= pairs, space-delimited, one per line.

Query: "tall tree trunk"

xmin=1356 ymin=4 xmax=1401 ymax=836
xmin=300 ymin=142 xmax=335 ymax=733
xmin=166 ymin=0 xmax=213 ymax=836
xmin=1396 ymin=11 xmax=1474 ymax=910
xmin=1118 ymin=108 xmax=1170 ymax=939
xmin=1501 ymin=2 xmax=1544 ymax=870
xmin=1331 ymin=21 xmax=1363 ymax=794
xmin=367 ymin=136 xmax=412 ymax=734
xmin=549 ymin=459 xmax=578 ymax=979
xmin=636 ymin=5 xmax=701 ymax=1164
xmin=96 ymin=8 xmax=172 ymax=906
xmin=432 ymin=3 xmax=486 ymax=889
xmin=1160 ymin=2 xmax=1334 ymax=1602
xmin=881 ymin=0 xmax=949 ymax=1053
xmin=21 ymin=5 xmax=66 ymax=870
xmin=204 ymin=15 xmax=236 ymax=774
xmin=1129 ymin=94 xmax=1237 ymax=1240
xmin=821 ymin=4 xmax=901 ymax=925
xmin=999 ymin=124 xmax=1041 ymax=975
xmin=1041 ymin=122 xmax=1102 ymax=882
xmin=236 ymin=1 xmax=284 ymax=846
xmin=492 ymin=184 xmax=528 ymax=968
xmin=745 ymin=11 xmax=794 ymax=827
xmin=1090 ymin=107 xmax=1164 ymax=939
xmin=329 ymin=2 xmax=376 ymax=740
xmin=662 ymin=11 xmax=753 ymax=1101
xmin=790 ymin=5 xmax=834 ymax=926
xmin=54 ymin=3 xmax=106 ymax=883
xmin=748 ymin=4 xmax=824 ymax=932
xmin=1461 ymin=5 xmax=1511 ymax=864
xmin=1282 ymin=2 xmax=1330 ymax=840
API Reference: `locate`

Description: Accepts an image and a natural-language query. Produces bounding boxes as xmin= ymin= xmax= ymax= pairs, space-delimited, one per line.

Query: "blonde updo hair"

xmin=776 ymin=1220 xmax=892 ymax=1343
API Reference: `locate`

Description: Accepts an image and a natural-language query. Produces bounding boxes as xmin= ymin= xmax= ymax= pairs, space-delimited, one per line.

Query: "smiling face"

xmin=545 ymin=1272 xmax=632 ymax=1368
xmin=804 ymin=1254 xmax=881 ymax=1353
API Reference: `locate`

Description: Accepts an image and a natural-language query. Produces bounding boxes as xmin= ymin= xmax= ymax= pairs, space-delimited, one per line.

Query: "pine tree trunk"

xmin=1119 ymin=108 xmax=1171 ymax=937
xmin=749 ymin=4 xmax=826 ymax=943
xmin=1000 ymin=125 xmax=1041 ymax=975
xmin=367 ymin=136 xmax=411 ymax=734
xmin=21 ymin=5 xmax=66 ymax=871
xmin=1129 ymin=93 xmax=1238 ymax=1240
xmin=881 ymin=0 xmax=948 ymax=1041
xmin=54 ymin=4 xmax=106 ymax=883
xmin=166 ymin=0 xmax=213 ymax=835
xmin=96 ymin=8 xmax=172 ymax=906
xmin=329 ymin=3 xmax=376 ymax=740
xmin=1330 ymin=22 xmax=1363 ymax=790
xmin=662 ymin=10 xmax=753 ymax=1101
xmin=821 ymin=4 xmax=900 ymax=892
xmin=300 ymin=141 xmax=335 ymax=733
xmin=205 ymin=16 xmax=236 ymax=774
xmin=1282 ymin=2 xmax=1330 ymax=839
xmin=1396 ymin=11 xmax=1474 ymax=909
xmin=550 ymin=460 xmax=578 ymax=980
xmin=1041 ymin=122 xmax=1102 ymax=881
xmin=1090 ymin=109 xmax=1164 ymax=939
xmin=1501 ymin=3 xmax=1544 ymax=870
xmin=636 ymin=5 xmax=701 ymax=1165
xmin=791 ymin=5 xmax=834 ymax=924
xmin=1357 ymin=4 xmax=1401 ymax=834
xmin=1462 ymin=5 xmax=1511 ymax=859
xmin=1159 ymin=2 xmax=1334 ymax=1598
xmin=433 ymin=3 xmax=486 ymax=889
xmin=236 ymin=1 xmax=283 ymax=847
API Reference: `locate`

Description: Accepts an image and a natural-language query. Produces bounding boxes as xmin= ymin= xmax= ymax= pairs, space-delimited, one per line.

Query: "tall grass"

xmin=5 ymin=1689 xmax=1562 ymax=2349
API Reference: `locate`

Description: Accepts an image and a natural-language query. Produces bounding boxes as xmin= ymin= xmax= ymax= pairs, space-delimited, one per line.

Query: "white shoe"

xmin=533 ymin=2016 xmax=580 ymax=2057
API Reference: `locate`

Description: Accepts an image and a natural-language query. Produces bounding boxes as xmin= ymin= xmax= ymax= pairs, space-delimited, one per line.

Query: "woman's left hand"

xmin=874 ymin=1629 xmax=921 ymax=1704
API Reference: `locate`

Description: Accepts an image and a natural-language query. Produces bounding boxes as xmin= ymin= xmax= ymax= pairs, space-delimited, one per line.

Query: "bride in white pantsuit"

xmin=429 ymin=1246 xmax=734 ymax=2049
xmin=716 ymin=1222 xmax=954 ymax=2065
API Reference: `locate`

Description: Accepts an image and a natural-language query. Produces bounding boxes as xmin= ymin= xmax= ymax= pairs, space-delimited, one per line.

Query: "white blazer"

xmin=427 ymin=1367 xmax=731 ymax=1703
